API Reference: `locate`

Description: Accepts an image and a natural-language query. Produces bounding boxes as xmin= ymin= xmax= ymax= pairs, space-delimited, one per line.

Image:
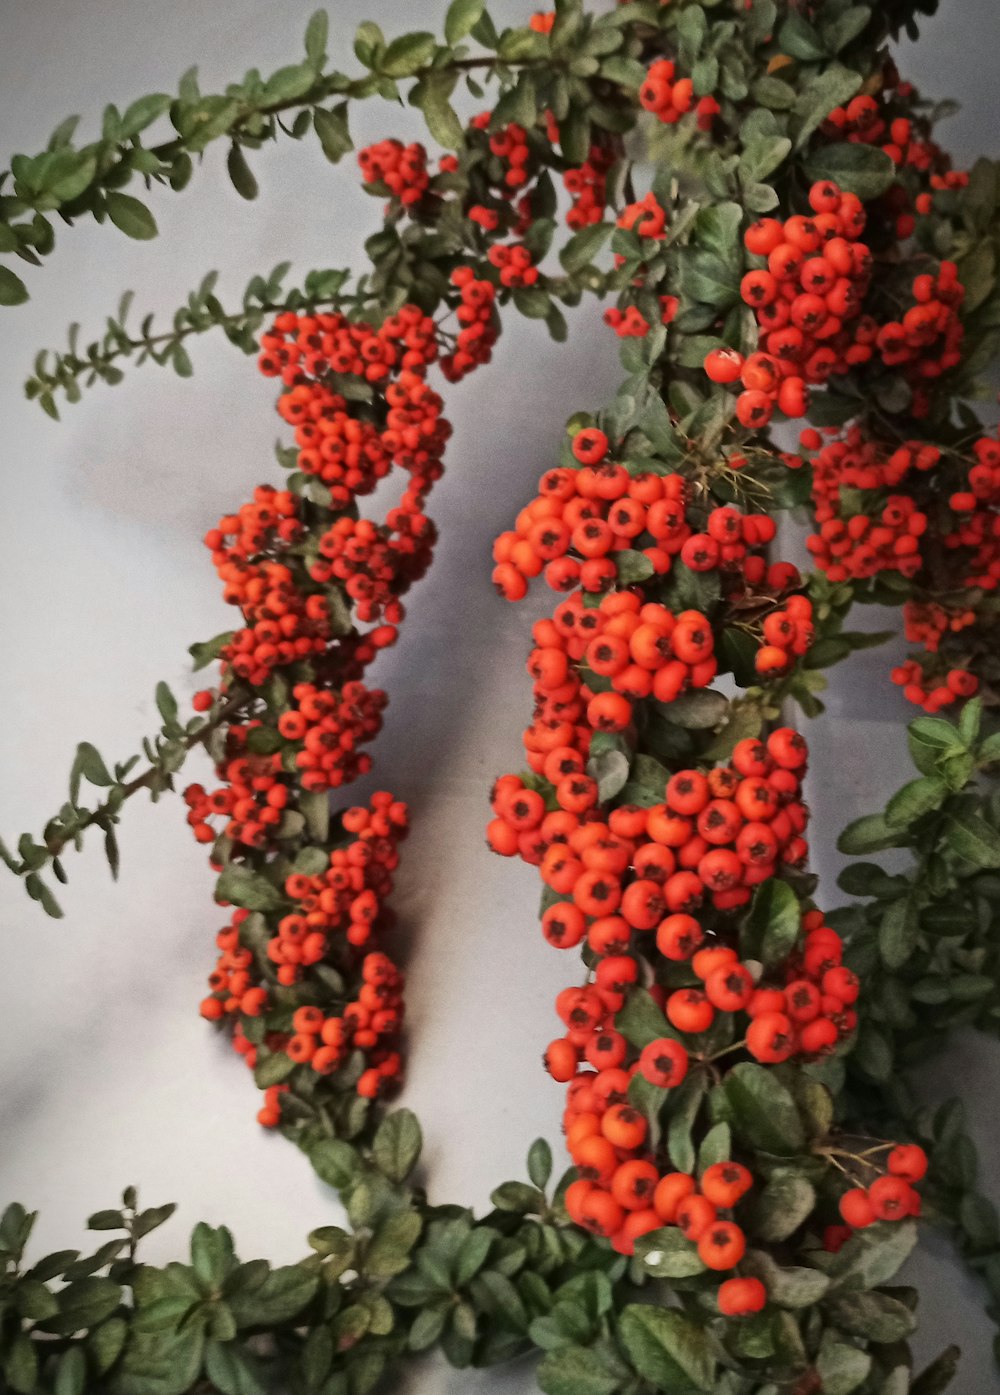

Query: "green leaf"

xmin=742 ymin=1250 xmax=830 ymax=1307
xmin=667 ymin=1074 xmax=706 ymax=1176
xmin=189 ymin=631 xmax=234 ymax=671
xmin=366 ymin=1210 xmax=423 ymax=1278
xmin=69 ymin=741 xmax=113 ymax=802
xmin=837 ymin=813 xmax=905 ymax=855
xmin=750 ymin=1169 xmax=816 ymax=1242
xmin=878 ymin=896 xmax=918 ymax=970
xmin=946 ymin=812 xmax=1000 ymax=867
xmin=664 ymin=689 xmax=729 ymax=730
xmin=263 ymin=63 xmax=316 ymax=102
xmin=313 ymin=105 xmax=352 ymax=163
xmin=228 ymin=1266 xmax=317 ymax=1327
xmin=613 ymin=546 xmax=658 ymax=585
xmin=617 ymin=1305 xmax=715 ymax=1392
xmin=615 ymin=988 xmax=671 ymax=1049
xmin=203 ymin=1340 xmax=268 ymax=1395
xmin=634 ymin=1228 xmax=705 ymax=1278
xmin=308 ymin=1139 xmax=359 ymax=1191
xmin=739 ymin=135 xmax=791 ymax=184
xmin=827 ymin=1291 xmax=915 ymax=1343
xmin=88 ymin=1209 xmax=126 ymax=1232
xmin=372 ymin=1109 xmax=422 ymax=1182
xmin=828 ymin=1220 xmax=917 ymax=1291
xmin=413 ymin=73 xmax=464 ymax=149
xmin=55 ymin=1347 xmax=87 ymax=1395
xmin=777 ymin=12 xmax=828 ymax=60
xmin=445 ymin=0 xmax=485 ymax=44
xmin=723 ymin=1063 xmax=805 ymax=1155
xmin=215 ymin=865 xmax=285 ymax=913
xmin=680 ymin=249 xmax=740 ymax=308
xmin=791 ymin=66 xmax=862 ymax=148
xmin=802 ymin=143 xmax=896 ymax=201
xmin=537 ymin=1346 xmax=621 ymax=1395
xmin=381 ymin=31 xmax=436 ymax=77
xmin=885 ymin=776 xmax=946 ymax=827
xmin=4 ymin=1335 xmax=38 ymax=1395
xmin=154 ymin=681 xmax=179 ymax=727
xmin=304 ymin=10 xmax=329 ymax=66
xmin=37 ymin=1276 xmax=122 ymax=1334
xmin=589 ymin=746 xmax=630 ymax=802
xmin=106 ymin=192 xmax=158 ymax=241
xmin=560 ymin=222 xmax=615 ymax=273
xmin=742 ymin=878 xmax=801 ymax=969
xmin=816 ymin=1331 xmax=872 ymax=1395
xmin=48 ymin=153 xmax=98 ymax=202
xmin=490 ymin=1181 xmax=544 ymax=1214
xmin=15 ymin=1278 xmax=60 ymax=1320
xmin=121 ymin=94 xmax=173 ymax=139
xmin=227 ymin=143 xmax=258 ymax=200
xmin=0 ymin=264 xmax=29 ymax=305
xmin=528 ymin=1138 xmax=553 ymax=1190
xmin=822 ymin=5 xmax=872 ymax=53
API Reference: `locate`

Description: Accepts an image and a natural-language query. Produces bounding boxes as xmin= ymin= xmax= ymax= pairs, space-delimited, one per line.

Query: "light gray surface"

xmin=0 ymin=2 xmax=998 ymax=1391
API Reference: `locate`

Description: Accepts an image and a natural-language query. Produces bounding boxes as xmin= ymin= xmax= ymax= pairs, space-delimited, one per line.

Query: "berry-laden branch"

xmin=5 ymin=0 xmax=1000 ymax=1391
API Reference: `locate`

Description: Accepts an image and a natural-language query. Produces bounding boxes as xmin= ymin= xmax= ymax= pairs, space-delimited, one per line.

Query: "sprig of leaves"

xmin=24 ymin=266 xmax=355 ymax=416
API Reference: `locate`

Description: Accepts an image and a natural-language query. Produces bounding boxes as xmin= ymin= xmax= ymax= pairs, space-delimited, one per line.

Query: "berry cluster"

xmin=309 ymin=512 xmax=435 ymax=637
xmin=837 ymin=1144 xmax=928 ymax=1230
xmin=486 ymin=241 xmax=539 ymax=288
xmin=639 ymin=59 xmax=719 ymax=130
xmin=493 ymin=729 xmax=808 ymax=918
xmin=442 ymin=267 xmax=499 ymax=382
xmin=199 ymin=793 xmax=409 ymax=1125
xmin=799 ymin=422 xmax=990 ymax=709
xmin=191 ymin=292 xmax=487 ymax=1127
xmin=803 ymin=426 xmax=937 ymax=582
xmin=875 ymin=263 xmax=964 ymax=415
xmin=563 ymin=140 xmax=616 ymax=230
xmin=716 ymin=181 xmax=874 ymax=427
xmin=358 ymin=139 xmax=430 ymax=207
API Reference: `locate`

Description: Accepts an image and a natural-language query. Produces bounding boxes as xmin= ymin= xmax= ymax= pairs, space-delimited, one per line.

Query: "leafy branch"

xmin=23 ymin=264 xmax=357 ymax=417
xmin=0 ymin=4 xmax=611 ymax=305
xmin=0 ymin=678 xmax=250 ymax=917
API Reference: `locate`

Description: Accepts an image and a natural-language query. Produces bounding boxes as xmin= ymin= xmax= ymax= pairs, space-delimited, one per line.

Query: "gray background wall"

xmin=0 ymin=1 xmax=997 ymax=1390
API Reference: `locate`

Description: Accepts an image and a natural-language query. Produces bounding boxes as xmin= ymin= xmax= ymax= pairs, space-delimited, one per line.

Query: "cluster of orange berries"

xmin=890 ymin=653 xmax=978 ymax=713
xmin=442 ymin=267 xmax=499 ymax=381
xmin=493 ymin=427 xmax=788 ymax=597
xmin=470 ymin=112 xmax=534 ymax=192
xmin=803 ymin=426 xmax=935 ymax=584
xmin=358 ymin=139 xmax=430 ymax=207
xmin=194 ymin=289 xmax=474 ymax=1126
xmin=204 ymin=491 xmax=331 ymax=687
xmin=837 ymin=1144 xmax=928 ymax=1231
xmin=309 ymin=511 xmax=435 ymax=634
xmin=486 ymin=241 xmax=539 ymax=289
xmin=278 ymin=951 xmax=405 ymax=1095
xmin=184 ymin=727 xmax=285 ymax=850
xmin=711 ymin=181 xmax=874 ymax=427
xmin=260 ymin=307 xmax=439 ymax=388
xmin=200 ymin=909 xmax=269 ymax=1019
xmin=617 ymin=191 xmax=667 ymax=243
xmin=875 ymin=263 xmax=964 ymax=413
xmin=563 ymin=141 xmax=616 ymax=230
xmin=823 ymin=94 xmax=935 ymax=169
xmin=495 ymin=725 xmax=807 ymax=915
xmin=280 ymin=681 xmax=388 ymax=792
xmin=639 ymin=59 xmax=720 ymax=131
xmin=200 ymin=794 xmax=409 ymax=1125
